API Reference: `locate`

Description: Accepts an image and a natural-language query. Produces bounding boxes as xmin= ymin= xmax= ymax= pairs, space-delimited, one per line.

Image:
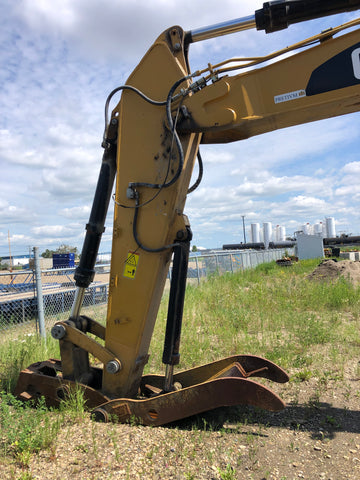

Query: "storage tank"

xmin=314 ymin=223 xmax=323 ymax=236
xmin=251 ymin=223 xmax=261 ymax=243
xmin=263 ymin=222 xmax=272 ymax=248
xmin=322 ymin=222 xmax=327 ymax=237
xmin=281 ymin=226 xmax=286 ymax=241
xmin=275 ymin=225 xmax=280 ymax=242
xmin=326 ymin=217 xmax=336 ymax=238
xmin=301 ymin=223 xmax=311 ymax=235
xmin=276 ymin=226 xmax=286 ymax=241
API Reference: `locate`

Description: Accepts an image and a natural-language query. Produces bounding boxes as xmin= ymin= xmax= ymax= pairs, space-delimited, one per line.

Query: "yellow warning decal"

xmin=123 ymin=251 xmax=139 ymax=279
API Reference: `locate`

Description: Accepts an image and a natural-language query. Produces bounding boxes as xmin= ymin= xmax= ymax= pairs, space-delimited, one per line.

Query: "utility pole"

xmin=241 ymin=215 xmax=247 ymax=244
xmin=8 ymin=230 xmax=13 ymax=272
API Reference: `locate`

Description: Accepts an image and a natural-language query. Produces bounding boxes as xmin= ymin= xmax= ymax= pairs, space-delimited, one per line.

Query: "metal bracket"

xmin=167 ymin=27 xmax=183 ymax=54
xmin=54 ymin=321 xmax=122 ymax=374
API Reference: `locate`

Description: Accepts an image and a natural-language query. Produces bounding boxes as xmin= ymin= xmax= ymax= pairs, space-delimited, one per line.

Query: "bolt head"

xmin=106 ymin=360 xmax=121 ymax=374
xmin=51 ymin=324 xmax=66 ymax=340
xmin=176 ymin=230 xmax=185 ymax=240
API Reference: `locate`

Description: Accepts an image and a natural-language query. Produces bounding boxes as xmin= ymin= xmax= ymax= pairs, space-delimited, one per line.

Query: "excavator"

xmin=15 ymin=0 xmax=360 ymax=425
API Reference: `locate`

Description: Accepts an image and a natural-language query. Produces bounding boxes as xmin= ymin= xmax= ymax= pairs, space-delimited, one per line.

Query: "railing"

xmin=0 ymin=248 xmax=293 ymax=334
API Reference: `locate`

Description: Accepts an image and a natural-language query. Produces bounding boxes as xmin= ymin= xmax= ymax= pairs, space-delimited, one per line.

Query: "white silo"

xmin=326 ymin=217 xmax=336 ymax=238
xmin=263 ymin=222 xmax=272 ymax=248
xmin=321 ymin=222 xmax=327 ymax=237
xmin=313 ymin=223 xmax=323 ymax=236
xmin=275 ymin=225 xmax=280 ymax=242
xmin=279 ymin=226 xmax=286 ymax=241
xmin=251 ymin=223 xmax=261 ymax=243
xmin=301 ymin=223 xmax=311 ymax=235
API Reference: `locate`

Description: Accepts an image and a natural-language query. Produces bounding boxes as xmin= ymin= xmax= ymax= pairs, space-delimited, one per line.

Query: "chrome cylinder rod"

xmin=164 ymin=364 xmax=175 ymax=392
xmin=186 ymin=15 xmax=255 ymax=43
xmin=70 ymin=286 xmax=86 ymax=320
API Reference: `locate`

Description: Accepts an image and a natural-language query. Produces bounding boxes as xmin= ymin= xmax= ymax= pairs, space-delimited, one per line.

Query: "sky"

xmin=1 ymin=0 xmax=360 ymax=257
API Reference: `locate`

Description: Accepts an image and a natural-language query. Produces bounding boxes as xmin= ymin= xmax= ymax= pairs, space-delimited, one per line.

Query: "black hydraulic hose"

xmin=132 ymin=194 xmax=181 ymax=253
xmin=131 ymin=77 xmax=189 ymax=191
xmin=162 ymin=76 xmax=190 ymax=188
xmin=162 ymin=233 xmax=191 ymax=368
xmin=104 ymin=85 xmax=167 ymax=135
xmin=111 ymin=77 xmax=189 ymax=194
xmin=188 ymin=150 xmax=204 ymax=194
xmin=74 ymin=140 xmax=117 ymax=288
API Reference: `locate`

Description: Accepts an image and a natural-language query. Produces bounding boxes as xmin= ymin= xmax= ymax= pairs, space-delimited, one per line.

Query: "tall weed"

xmin=0 ymin=334 xmax=59 ymax=392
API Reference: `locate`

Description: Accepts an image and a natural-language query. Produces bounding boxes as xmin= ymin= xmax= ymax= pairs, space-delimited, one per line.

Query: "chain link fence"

xmin=0 ymin=248 xmax=292 ymax=336
xmin=0 ymin=265 xmax=110 ymax=336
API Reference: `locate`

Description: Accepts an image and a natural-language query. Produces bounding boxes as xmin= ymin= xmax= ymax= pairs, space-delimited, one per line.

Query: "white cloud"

xmin=18 ymin=0 xmax=264 ymax=63
xmin=0 ymin=201 xmax=36 ymax=226
xmin=59 ymin=205 xmax=91 ymax=219
xmin=1 ymin=0 xmax=360 ymax=255
xmin=335 ymin=185 xmax=360 ymax=197
xmin=32 ymin=224 xmax=76 ymax=237
xmin=281 ymin=195 xmax=327 ymax=211
xmin=230 ymin=117 xmax=358 ymax=175
xmin=341 ymin=161 xmax=360 ymax=174
xmin=234 ymin=175 xmax=332 ymax=198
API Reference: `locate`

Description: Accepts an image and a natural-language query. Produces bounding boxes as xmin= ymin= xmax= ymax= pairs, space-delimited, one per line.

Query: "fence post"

xmin=195 ymin=256 xmax=200 ymax=285
xmin=33 ymin=247 xmax=46 ymax=339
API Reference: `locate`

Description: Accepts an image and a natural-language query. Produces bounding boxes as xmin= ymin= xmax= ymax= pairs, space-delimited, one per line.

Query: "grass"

xmin=0 ymin=258 xmax=360 ymax=475
xmin=146 ymin=259 xmax=360 ymax=375
xmin=0 ymin=393 xmax=62 ymax=468
xmin=0 ymin=383 xmax=88 ymax=470
xmin=0 ymin=334 xmax=59 ymax=392
xmin=2 ymin=258 xmax=358 ymax=387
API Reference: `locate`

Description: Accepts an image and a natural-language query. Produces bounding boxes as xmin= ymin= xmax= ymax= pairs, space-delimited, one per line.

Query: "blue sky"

xmin=1 ymin=0 xmax=360 ymax=257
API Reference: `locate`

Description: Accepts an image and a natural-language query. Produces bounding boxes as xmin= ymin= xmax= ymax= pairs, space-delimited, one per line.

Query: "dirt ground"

xmin=307 ymin=258 xmax=360 ymax=284
xmin=2 ymin=260 xmax=360 ymax=480
xmin=3 ymin=366 xmax=360 ymax=480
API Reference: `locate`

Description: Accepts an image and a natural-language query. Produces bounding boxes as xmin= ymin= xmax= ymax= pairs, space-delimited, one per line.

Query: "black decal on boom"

xmin=306 ymin=43 xmax=360 ymax=96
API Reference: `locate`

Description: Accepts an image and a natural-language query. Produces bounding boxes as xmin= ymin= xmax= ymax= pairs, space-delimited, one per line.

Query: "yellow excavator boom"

xmin=15 ymin=0 xmax=360 ymax=425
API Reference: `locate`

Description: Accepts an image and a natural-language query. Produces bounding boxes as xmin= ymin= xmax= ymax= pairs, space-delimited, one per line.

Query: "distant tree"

xmin=41 ymin=245 xmax=79 ymax=259
xmin=191 ymin=245 xmax=198 ymax=252
xmin=41 ymin=249 xmax=55 ymax=258
xmin=56 ymin=244 xmax=78 ymax=257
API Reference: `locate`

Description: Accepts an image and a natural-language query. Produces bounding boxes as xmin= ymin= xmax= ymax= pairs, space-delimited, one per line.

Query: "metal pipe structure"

xmin=186 ymin=0 xmax=360 ymax=43
xmin=33 ymin=247 xmax=46 ymax=339
xmin=186 ymin=15 xmax=255 ymax=43
xmin=70 ymin=287 xmax=86 ymax=320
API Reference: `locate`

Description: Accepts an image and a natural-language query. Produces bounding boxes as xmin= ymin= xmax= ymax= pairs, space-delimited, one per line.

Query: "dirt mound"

xmin=308 ymin=259 xmax=360 ymax=284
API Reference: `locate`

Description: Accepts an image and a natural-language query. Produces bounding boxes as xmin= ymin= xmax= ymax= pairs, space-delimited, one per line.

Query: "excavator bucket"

xmin=15 ymin=354 xmax=288 ymax=426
